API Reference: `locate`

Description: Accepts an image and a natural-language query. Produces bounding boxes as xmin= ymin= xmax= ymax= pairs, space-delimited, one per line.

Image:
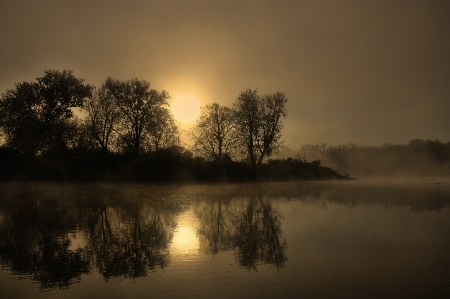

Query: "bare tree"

xmin=190 ymin=103 xmax=235 ymax=161
xmin=144 ymin=106 xmax=180 ymax=152
xmin=83 ymin=86 xmax=119 ymax=152
xmin=104 ymin=77 xmax=170 ymax=154
xmin=233 ymin=89 xmax=288 ymax=165
xmin=256 ymin=91 xmax=288 ymax=164
xmin=233 ymin=89 xmax=260 ymax=165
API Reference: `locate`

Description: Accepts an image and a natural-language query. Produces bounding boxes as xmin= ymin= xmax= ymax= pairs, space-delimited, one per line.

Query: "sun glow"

xmin=171 ymin=94 xmax=201 ymax=124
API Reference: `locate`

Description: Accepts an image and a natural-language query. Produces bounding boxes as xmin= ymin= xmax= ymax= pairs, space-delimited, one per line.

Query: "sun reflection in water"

xmin=170 ymin=211 xmax=200 ymax=260
xmin=173 ymin=227 xmax=196 ymax=247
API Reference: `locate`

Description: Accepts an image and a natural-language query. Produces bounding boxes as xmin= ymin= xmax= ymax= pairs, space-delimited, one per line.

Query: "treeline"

xmin=0 ymin=147 xmax=344 ymax=182
xmin=0 ymin=70 xmax=177 ymax=157
xmin=296 ymin=139 xmax=450 ymax=176
xmin=0 ymin=70 xmax=345 ymax=182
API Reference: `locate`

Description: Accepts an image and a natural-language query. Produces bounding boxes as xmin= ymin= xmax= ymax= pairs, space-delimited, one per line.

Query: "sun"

xmin=171 ymin=94 xmax=201 ymax=124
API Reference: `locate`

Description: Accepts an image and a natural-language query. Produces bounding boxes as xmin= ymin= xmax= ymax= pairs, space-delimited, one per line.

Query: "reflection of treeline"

xmin=0 ymin=184 xmax=177 ymax=289
xmin=0 ymin=183 xmax=288 ymax=289
xmin=0 ymin=190 xmax=92 ymax=290
xmin=0 ymin=70 xmax=346 ymax=181
xmin=231 ymin=196 xmax=287 ymax=270
xmin=1 ymin=182 xmax=448 ymax=289
xmin=297 ymin=139 xmax=450 ymax=176
xmin=87 ymin=205 xmax=173 ymax=279
xmin=194 ymin=195 xmax=287 ymax=270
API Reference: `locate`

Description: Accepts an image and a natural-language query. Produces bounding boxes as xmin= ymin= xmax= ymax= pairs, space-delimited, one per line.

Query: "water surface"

xmin=0 ymin=179 xmax=449 ymax=298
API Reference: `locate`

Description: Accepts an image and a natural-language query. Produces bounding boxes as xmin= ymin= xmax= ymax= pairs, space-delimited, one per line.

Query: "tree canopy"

xmin=232 ymin=89 xmax=287 ymax=165
xmin=103 ymin=77 xmax=174 ymax=154
xmin=83 ymin=86 xmax=119 ymax=152
xmin=189 ymin=103 xmax=235 ymax=161
xmin=0 ymin=70 xmax=91 ymax=156
xmin=0 ymin=70 xmax=288 ymax=165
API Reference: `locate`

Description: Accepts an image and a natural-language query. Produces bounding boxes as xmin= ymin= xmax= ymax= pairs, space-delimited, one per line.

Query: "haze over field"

xmin=1 ymin=1 xmax=449 ymax=148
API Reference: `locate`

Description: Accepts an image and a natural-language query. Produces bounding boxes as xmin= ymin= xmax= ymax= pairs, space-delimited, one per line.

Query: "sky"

xmin=1 ymin=0 xmax=449 ymax=149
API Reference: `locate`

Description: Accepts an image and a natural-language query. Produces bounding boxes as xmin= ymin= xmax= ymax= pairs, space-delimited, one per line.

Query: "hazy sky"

xmin=1 ymin=1 xmax=449 ymax=149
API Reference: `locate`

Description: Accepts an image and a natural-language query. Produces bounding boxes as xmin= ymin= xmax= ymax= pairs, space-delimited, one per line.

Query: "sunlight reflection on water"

xmin=170 ymin=210 xmax=200 ymax=262
xmin=0 ymin=180 xmax=449 ymax=298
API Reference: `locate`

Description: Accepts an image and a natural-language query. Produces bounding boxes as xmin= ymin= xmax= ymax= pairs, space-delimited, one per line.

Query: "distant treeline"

xmin=296 ymin=139 xmax=450 ymax=176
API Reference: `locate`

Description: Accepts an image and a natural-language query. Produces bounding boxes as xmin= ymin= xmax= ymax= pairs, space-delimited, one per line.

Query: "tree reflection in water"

xmin=29 ymin=236 xmax=90 ymax=289
xmin=195 ymin=198 xmax=233 ymax=254
xmin=87 ymin=204 xmax=174 ymax=279
xmin=1 ymin=181 xmax=449 ymax=294
xmin=0 ymin=197 xmax=90 ymax=290
xmin=194 ymin=194 xmax=287 ymax=270
xmin=0 ymin=186 xmax=177 ymax=289
xmin=232 ymin=195 xmax=287 ymax=270
xmin=0 ymin=183 xmax=289 ymax=290
xmin=0 ymin=233 xmax=90 ymax=290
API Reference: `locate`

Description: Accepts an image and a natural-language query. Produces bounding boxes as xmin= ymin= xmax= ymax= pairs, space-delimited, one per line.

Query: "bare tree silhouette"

xmin=233 ymin=90 xmax=287 ymax=165
xmin=190 ymin=103 xmax=236 ymax=161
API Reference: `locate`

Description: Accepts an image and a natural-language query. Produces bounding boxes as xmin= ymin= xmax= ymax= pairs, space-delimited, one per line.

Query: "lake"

xmin=0 ymin=178 xmax=449 ymax=298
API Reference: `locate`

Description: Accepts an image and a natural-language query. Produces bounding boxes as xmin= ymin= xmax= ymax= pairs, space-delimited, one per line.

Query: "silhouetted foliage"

xmin=190 ymin=103 xmax=236 ymax=161
xmin=0 ymin=145 xmax=345 ymax=182
xmin=144 ymin=104 xmax=180 ymax=152
xmin=0 ymin=70 xmax=92 ymax=156
xmin=104 ymin=77 xmax=172 ymax=154
xmin=83 ymin=85 xmax=120 ymax=152
xmin=233 ymin=90 xmax=288 ymax=166
xmin=0 ymin=71 xmax=350 ymax=182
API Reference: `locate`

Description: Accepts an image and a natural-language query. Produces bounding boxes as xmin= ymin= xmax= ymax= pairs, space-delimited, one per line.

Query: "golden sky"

xmin=1 ymin=1 xmax=449 ymax=148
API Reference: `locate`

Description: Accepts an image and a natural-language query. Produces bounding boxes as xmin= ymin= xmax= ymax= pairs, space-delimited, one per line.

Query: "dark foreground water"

xmin=0 ymin=179 xmax=449 ymax=299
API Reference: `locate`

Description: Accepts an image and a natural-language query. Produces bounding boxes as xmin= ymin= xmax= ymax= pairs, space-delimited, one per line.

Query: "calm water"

xmin=0 ymin=179 xmax=449 ymax=298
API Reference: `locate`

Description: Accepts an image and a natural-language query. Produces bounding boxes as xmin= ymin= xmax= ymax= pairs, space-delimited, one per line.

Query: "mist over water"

xmin=0 ymin=180 xmax=449 ymax=298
